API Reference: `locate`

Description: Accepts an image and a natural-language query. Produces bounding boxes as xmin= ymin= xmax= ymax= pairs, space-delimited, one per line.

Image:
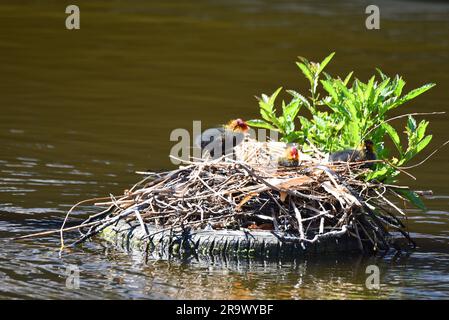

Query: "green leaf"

xmin=318 ymin=52 xmax=335 ymax=73
xmin=335 ymin=79 xmax=354 ymax=100
xmin=382 ymin=123 xmax=402 ymax=156
xmin=398 ymin=190 xmax=427 ymax=211
xmin=297 ymin=56 xmax=310 ymax=64
xmin=387 ymin=83 xmax=435 ymax=111
xmin=257 ymin=87 xmax=283 ymax=123
xmin=321 ymin=80 xmax=338 ymax=102
xmin=260 ymin=108 xmax=274 ymax=123
xmin=258 ymin=99 xmax=273 ymax=114
xmin=281 ymin=115 xmax=295 ymax=134
xmin=343 ymin=71 xmax=354 ymax=86
xmin=287 ymin=90 xmax=311 ymax=110
xmin=376 ymin=68 xmax=388 ymax=81
xmin=407 ymin=116 xmax=417 ymax=132
xmin=416 ymin=120 xmax=429 ymax=141
xmin=393 ymin=76 xmax=406 ymax=97
xmin=283 ymin=100 xmax=301 ymax=119
xmin=400 ymin=83 xmax=436 ymax=104
xmin=365 ymin=76 xmax=376 ymax=102
xmin=365 ymin=167 xmax=390 ymax=181
xmin=299 ymin=116 xmax=312 ymax=128
xmin=373 ymin=78 xmax=391 ymax=104
xmin=416 ymin=134 xmax=432 ymax=154
xmin=296 ymin=62 xmax=313 ymax=84
xmin=283 ymin=131 xmax=303 ymax=143
xmin=345 ymin=99 xmax=359 ymax=122
xmin=277 ymin=115 xmax=286 ymax=131
xmin=322 ymin=71 xmax=332 ymax=80
xmin=268 ymin=87 xmax=283 ymax=105
xmin=246 ymin=119 xmax=279 ymax=131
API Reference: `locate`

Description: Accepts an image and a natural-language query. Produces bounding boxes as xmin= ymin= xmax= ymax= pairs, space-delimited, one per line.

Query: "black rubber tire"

xmin=100 ymin=220 xmax=363 ymax=259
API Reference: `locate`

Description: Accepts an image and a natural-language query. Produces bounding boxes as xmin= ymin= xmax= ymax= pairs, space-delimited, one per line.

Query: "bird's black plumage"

xmin=329 ymin=149 xmax=364 ymax=162
xmin=195 ymin=119 xmax=249 ymax=159
xmin=329 ymin=140 xmax=376 ymax=169
xmin=195 ymin=127 xmax=246 ymax=158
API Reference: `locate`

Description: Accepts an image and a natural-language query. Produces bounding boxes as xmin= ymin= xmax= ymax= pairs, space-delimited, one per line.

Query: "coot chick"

xmin=278 ymin=145 xmax=300 ymax=167
xmin=329 ymin=140 xmax=376 ymax=169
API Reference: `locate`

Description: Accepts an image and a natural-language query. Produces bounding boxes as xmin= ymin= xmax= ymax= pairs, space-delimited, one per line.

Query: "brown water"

xmin=1 ymin=0 xmax=449 ymax=299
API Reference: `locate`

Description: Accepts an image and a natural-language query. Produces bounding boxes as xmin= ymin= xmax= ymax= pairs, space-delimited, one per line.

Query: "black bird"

xmin=195 ymin=118 xmax=249 ymax=159
xmin=329 ymin=140 xmax=376 ymax=169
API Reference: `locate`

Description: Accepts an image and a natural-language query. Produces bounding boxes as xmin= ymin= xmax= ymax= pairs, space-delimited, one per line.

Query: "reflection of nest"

xmin=60 ymin=139 xmax=415 ymax=253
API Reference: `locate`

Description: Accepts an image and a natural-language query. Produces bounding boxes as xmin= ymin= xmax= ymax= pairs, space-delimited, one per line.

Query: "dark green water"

xmin=1 ymin=0 xmax=449 ymax=299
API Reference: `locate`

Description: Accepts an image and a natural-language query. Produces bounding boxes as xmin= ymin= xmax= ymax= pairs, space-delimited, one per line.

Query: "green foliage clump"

xmin=247 ymin=53 xmax=435 ymax=208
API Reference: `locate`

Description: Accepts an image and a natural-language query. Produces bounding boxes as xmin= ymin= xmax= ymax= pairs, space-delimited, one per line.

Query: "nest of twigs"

xmin=43 ymin=138 xmax=416 ymax=253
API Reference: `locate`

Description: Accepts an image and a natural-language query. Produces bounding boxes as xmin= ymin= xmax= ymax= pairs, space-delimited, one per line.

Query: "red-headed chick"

xmin=278 ymin=145 xmax=300 ymax=167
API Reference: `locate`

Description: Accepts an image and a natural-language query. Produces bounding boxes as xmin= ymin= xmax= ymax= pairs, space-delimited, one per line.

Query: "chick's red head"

xmin=227 ymin=118 xmax=249 ymax=133
xmin=287 ymin=146 xmax=299 ymax=161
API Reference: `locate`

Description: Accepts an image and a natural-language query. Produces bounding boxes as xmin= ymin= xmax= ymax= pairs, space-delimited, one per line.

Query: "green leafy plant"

xmin=246 ymin=87 xmax=302 ymax=142
xmin=248 ymin=53 xmax=436 ymax=208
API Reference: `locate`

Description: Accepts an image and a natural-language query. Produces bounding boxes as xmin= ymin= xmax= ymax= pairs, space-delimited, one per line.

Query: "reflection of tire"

xmin=100 ymin=220 xmax=363 ymax=258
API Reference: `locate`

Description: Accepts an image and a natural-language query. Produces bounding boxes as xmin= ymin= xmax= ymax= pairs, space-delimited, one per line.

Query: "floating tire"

xmin=100 ymin=220 xmax=364 ymax=259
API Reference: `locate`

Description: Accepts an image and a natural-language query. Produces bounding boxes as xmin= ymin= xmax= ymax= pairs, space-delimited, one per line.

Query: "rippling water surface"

xmin=0 ymin=0 xmax=449 ymax=299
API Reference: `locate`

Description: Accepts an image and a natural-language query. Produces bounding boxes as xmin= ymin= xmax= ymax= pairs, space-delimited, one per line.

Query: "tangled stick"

xmin=17 ymin=140 xmax=423 ymax=253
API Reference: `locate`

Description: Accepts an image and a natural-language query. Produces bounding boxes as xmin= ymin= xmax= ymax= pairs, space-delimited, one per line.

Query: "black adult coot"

xmin=195 ymin=118 xmax=249 ymax=159
xmin=329 ymin=140 xmax=376 ymax=169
